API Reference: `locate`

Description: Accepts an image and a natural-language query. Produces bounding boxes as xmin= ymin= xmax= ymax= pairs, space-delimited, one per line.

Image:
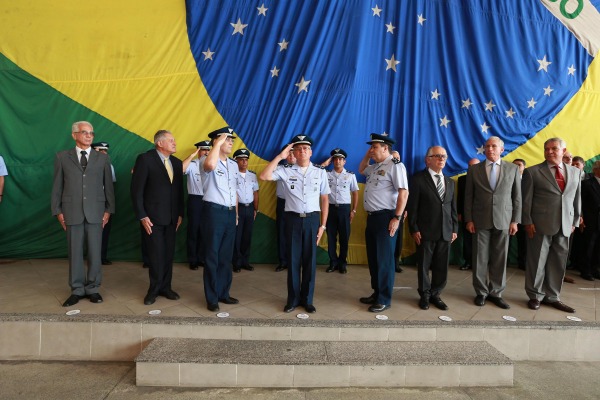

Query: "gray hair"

xmin=154 ymin=130 xmax=172 ymax=145
xmin=71 ymin=121 xmax=93 ymax=133
xmin=544 ymin=137 xmax=566 ymax=148
xmin=486 ymin=136 xmax=505 ymax=148
xmin=425 ymin=145 xmax=446 ymax=157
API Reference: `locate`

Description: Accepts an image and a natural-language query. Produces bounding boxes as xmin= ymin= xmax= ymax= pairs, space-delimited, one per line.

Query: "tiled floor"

xmin=0 ymin=259 xmax=598 ymax=322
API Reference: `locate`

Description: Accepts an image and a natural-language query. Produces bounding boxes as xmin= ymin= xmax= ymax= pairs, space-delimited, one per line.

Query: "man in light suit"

xmin=131 ymin=130 xmax=184 ymax=306
xmin=407 ymin=146 xmax=458 ymax=310
xmin=522 ymin=137 xmax=581 ymax=313
xmin=465 ymin=136 xmax=521 ymax=309
xmin=52 ymin=121 xmax=115 ymax=307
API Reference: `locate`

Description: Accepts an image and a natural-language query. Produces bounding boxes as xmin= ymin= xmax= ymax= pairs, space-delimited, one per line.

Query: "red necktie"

xmin=554 ymin=165 xmax=565 ymax=192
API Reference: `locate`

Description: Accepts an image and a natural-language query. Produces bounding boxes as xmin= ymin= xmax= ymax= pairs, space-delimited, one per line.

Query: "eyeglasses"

xmin=428 ymin=154 xmax=447 ymax=160
xmin=75 ymin=130 xmax=95 ymax=136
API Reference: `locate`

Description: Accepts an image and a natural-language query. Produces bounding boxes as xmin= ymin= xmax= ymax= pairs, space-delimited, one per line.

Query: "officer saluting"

xmin=260 ymin=135 xmax=330 ymax=313
xmin=321 ymin=148 xmax=359 ymax=274
xmin=199 ymin=127 xmax=240 ymax=312
xmin=358 ymin=133 xmax=409 ymax=312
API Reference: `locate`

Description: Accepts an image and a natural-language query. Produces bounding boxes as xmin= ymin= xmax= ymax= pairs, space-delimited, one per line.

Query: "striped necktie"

xmin=435 ymin=174 xmax=444 ymax=200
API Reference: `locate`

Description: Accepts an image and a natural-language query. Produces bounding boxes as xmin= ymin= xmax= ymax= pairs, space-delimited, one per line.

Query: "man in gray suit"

xmin=52 ymin=121 xmax=115 ymax=307
xmin=464 ymin=136 xmax=521 ymax=309
xmin=522 ymin=137 xmax=581 ymax=313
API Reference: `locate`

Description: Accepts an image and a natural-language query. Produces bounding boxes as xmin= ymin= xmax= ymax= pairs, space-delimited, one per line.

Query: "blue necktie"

xmin=489 ymin=163 xmax=497 ymax=190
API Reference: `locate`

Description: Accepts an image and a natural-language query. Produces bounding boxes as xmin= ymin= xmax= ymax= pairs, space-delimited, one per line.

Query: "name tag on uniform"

xmin=377 ymin=170 xmax=386 ymax=176
xmin=215 ymin=169 xmax=225 ymax=176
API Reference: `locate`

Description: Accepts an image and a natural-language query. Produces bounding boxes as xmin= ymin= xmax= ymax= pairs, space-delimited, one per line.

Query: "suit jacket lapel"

xmin=150 ymin=150 xmax=171 ymax=183
xmin=425 ymin=169 xmax=444 ymax=201
xmin=540 ymin=164 xmax=561 ymax=192
xmin=68 ymin=148 xmax=84 ymax=172
xmin=476 ymin=162 xmax=491 ymax=191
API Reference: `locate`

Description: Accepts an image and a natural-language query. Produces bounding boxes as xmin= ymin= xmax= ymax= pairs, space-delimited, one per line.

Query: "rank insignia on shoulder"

xmin=392 ymin=158 xmax=401 ymax=164
xmin=314 ymin=164 xmax=326 ymax=169
xmin=284 ymin=163 xmax=293 ymax=168
xmin=248 ymin=170 xmax=256 ymax=174
xmin=347 ymin=171 xmax=355 ymax=174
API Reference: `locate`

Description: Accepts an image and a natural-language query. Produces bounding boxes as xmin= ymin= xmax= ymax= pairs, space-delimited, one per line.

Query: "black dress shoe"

xmin=101 ymin=260 xmax=112 ymax=265
xmin=233 ymin=266 xmax=241 ymax=273
xmin=198 ymin=262 xmax=205 ymax=268
xmin=580 ymin=274 xmax=595 ymax=281
xmin=219 ymin=297 xmax=239 ymax=304
xmin=284 ymin=304 xmax=295 ymax=313
xmin=303 ymin=304 xmax=316 ymax=313
xmin=339 ymin=265 xmax=347 ymax=274
xmin=242 ymin=265 xmax=254 ymax=271
xmin=62 ymin=294 xmax=84 ymax=307
xmin=275 ymin=265 xmax=287 ymax=272
xmin=326 ymin=265 xmax=337 ymax=273
xmin=395 ymin=261 xmax=403 ymax=273
xmin=487 ymin=296 xmax=510 ymax=309
xmin=474 ymin=295 xmax=486 ymax=306
xmin=144 ymin=294 xmax=156 ymax=305
xmin=430 ymin=296 xmax=448 ymax=310
xmin=418 ymin=297 xmax=429 ymax=310
xmin=368 ymin=304 xmax=390 ymax=313
xmin=460 ymin=264 xmax=472 ymax=271
xmin=143 ymin=263 xmax=150 ymax=269
xmin=161 ymin=290 xmax=180 ymax=300
xmin=207 ymin=303 xmax=220 ymax=312
xmin=189 ymin=263 xmax=199 ymax=270
xmin=360 ymin=293 xmax=377 ymax=304
xmin=527 ymin=299 xmax=540 ymax=310
xmin=89 ymin=293 xmax=103 ymax=304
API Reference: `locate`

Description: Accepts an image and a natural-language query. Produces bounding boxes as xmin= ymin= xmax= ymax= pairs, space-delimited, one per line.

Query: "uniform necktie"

xmin=489 ymin=162 xmax=497 ymax=191
xmin=435 ymin=174 xmax=444 ymax=200
xmin=164 ymin=158 xmax=173 ymax=183
xmin=554 ymin=165 xmax=565 ymax=192
xmin=80 ymin=150 xmax=88 ymax=170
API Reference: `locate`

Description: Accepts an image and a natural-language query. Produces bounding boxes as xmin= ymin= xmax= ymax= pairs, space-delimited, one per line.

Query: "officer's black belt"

xmin=189 ymin=194 xmax=203 ymax=198
xmin=205 ymin=201 xmax=235 ymax=211
xmin=239 ymin=203 xmax=253 ymax=207
xmin=330 ymin=203 xmax=351 ymax=208
xmin=285 ymin=211 xmax=319 ymax=218
xmin=366 ymin=209 xmax=394 ymax=216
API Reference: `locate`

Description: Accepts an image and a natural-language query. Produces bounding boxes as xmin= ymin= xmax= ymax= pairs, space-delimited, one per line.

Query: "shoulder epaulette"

xmin=314 ymin=164 xmax=326 ymax=169
xmin=284 ymin=163 xmax=293 ymax=168
xmin=392 ymin=158 xmax=401 ymax=164
xmin=347 ymin=170 xmax=355 ymax=174
xmin=248 ymin=170 xmax=257 ymax=175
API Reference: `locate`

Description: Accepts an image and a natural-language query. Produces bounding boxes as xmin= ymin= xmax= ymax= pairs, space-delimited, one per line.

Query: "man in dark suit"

xmin=522 ymin=137 xmax=581 ymax=313
xmin=407 ymin=146 xmax=457 ymax=310
xmin=131 ymin=130 xmax=184 ymax=306
xmin=52 ymin=121 xmax=115 ymax=307
xmin=512 ymin=159 xmax=527 ymax=270
xmin=464 ymin=136 xmax=521 ymax=309
xmin=457 ymin=158 xmax=480 ymax=270
xmin=580 ymin=160 xmax=600 ymax=280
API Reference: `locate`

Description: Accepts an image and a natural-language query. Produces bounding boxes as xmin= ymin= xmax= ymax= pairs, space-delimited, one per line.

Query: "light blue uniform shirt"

xmin=272 ymin=163 xmax=330 ymax=213
xmin=184 ymin=159 xmax=204 ymax=195
xmin=237 ymin=171 xmax=259 ymax=204
xmin=327 ymin=168 xmax=359 ymax=205
xmin=363 ymin=155 xmax=408 ymax=212
xmin=199 ymin=155 xmax=239 ymax=207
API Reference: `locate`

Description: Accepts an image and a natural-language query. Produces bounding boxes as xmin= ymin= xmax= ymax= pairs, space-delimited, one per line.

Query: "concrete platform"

xmin=135 ymin=338 xmax=513 ymax=387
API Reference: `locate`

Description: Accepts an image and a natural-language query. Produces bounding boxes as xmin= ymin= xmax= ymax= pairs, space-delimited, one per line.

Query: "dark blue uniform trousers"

xmin=186 ymin=194 xmax=205 ymax=265
xmin=202 ymin=202 xmax=236 ymax=305
xmin=233 ymin=203 xmax=255 ymax=267
xmin=284 ymin=211 xmax=319 ymax=306
xmin=365 ymin=210 xmax=397 ymax=306
xmin=276 ymin=197 xmax=288 ymax=267
xmin=326 ymin=204 xmax=351 ymax=267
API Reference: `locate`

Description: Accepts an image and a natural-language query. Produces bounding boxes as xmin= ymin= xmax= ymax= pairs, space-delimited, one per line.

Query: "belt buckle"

xmin=299 ymin=213 xmax=307 ymax=217
xmin=228 ymin=206 xmax=234 ymax=210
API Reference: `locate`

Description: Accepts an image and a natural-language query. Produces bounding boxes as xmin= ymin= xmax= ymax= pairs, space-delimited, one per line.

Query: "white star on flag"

xmin=202 ymin=48 xmax=215 ymax=61
xmin=278 ymin=39 xmax=289 ymax=51
xmin=462 ymin=98 xmax=472 ymax=109
xmin=372 ymin=5 xmax=382 ymax=17
xmin=295 ymin=76 xmax=311 ymax=93
xmin=484 ymin=100 xmax=496 ymax=112
xmin=385 ymin=54 xmax=400 ymax=72
xmin=567 ymin=64 xmax=576 ymax=76
xmin=543 ymin=85 xmax=554 ymax=96
xmin=257 ymin=4 xmax=268 ymax=16
xmin=476 ymin=145 xmax=485 ymax=154
xmin=386 ymin=22 xmax=396 ymax=33
xmin=480 ymin=122 xmax=491 ymax=133
xmin=270 ymin=66 xmax=279 ymax=77
xmin=537 ymin=55 xmax=551 ymax=72
xmin=431 ymin=89 xmax=440 ymax=100
xmin=505 ymin=108 xmax=516 ymax=118
xmin=439 ymin=115 xmax=451 ymax=127
xmin=230 ymin=18 xmax=248 ymax=35
xmin=527 ymin=98 xmax=537 ymax=108
xmin=417 ymin=14 xmax=426 ymax=25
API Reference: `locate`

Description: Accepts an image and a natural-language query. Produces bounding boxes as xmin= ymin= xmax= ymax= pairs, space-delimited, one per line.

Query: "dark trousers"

xmin=186 ymin=194 xmax=205 ymax=265
xmin=416 ymin=240 xmax=449 ymax=299
xmin=234 ymin=203 xmax=255 ymax=267
xmin=582 ymin=229 xmax=600 ymax=277
xmin=461 ymin=223 xmax=473 ymax=267
xmin=276 ymin=197 xmax=288 ymax=266
xmin=140 ymin=225 xmax=151 ymax=266
xmin=326 ymin=204 xmax=351 ymax=267
xmin=516 ymin=223 xmax=527 ymax=268
xmin=569 ymin=228 xmax=586 ymax=270
xmin=101 ymin=217 xmax=112 ymax=262
xmin=202 ymin=202 xmax=236 ymax=304
xmin=144 ymin=223 xmax=176 ymax=296
xmin=284 ymin=211 xmax=319 ymax=306
xmin=365 ymin=210 xmax=397 ymax=306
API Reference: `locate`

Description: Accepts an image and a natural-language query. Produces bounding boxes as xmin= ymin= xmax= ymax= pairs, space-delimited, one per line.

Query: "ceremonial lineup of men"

xmin=52 ymin=120 xmax=597 ymax=316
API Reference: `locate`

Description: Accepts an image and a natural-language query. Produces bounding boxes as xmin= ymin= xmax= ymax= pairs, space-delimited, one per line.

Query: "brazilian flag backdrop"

xmin=1 ymin=0 xmax=600 ymax=264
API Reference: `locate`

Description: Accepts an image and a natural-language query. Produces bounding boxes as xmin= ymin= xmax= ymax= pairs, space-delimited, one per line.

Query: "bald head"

xmin=468 ymin=158 xmax=480 ymax=167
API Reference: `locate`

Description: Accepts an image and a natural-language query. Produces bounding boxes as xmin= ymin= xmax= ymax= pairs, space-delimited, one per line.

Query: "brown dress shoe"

xmin=527 ymin=299 xmax=540 ymax=310
xmin=543 ymin=300 xmax=575 ymax=313
xmin=563 ymin=276 xmax=575 ymax=284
